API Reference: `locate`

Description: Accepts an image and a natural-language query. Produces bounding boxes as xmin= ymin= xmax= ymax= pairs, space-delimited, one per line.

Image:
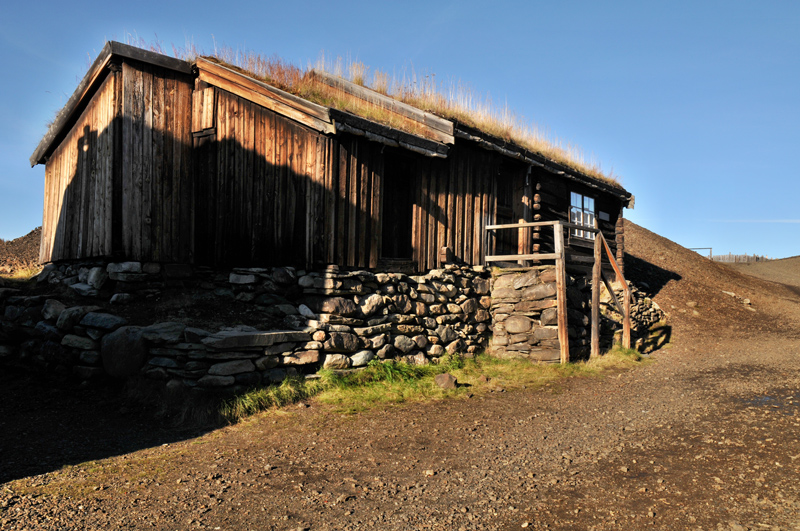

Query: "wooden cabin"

xmin=31 ymin=42 xmax=633 ymax=274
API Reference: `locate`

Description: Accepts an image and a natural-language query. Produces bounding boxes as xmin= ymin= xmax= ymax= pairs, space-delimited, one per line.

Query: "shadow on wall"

xmin=45 ymin=113 xmax=394 ymax=269
xmin=45 ymin=111 xmax=483 ymax=271
xmin=0 ymin=368 xmax=216 ymax=484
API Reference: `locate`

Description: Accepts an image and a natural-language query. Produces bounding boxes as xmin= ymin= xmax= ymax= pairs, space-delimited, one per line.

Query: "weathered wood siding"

xmin=194 ymin=87 xmax=332 ymax=267
xmin=40 ymin=60 xmax=194 ymax=264
xmin=40 ymin=73 xmax=116 ymax=263
xmin=119 ymin=61 xmax=194 ymax=263
xmin=412 ymin=142 xmax=510 ymax=272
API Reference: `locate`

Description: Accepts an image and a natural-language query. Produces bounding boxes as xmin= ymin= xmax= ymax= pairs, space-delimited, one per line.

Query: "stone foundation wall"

xmin=489 ymin=266 xmax=592 ymax=362
xmin=0 ymin=262 xmax=492 ymax=393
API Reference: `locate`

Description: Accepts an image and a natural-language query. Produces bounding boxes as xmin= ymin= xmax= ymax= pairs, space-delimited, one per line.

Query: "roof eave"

xmin=30 ymin=41 xmax=193 ymax=167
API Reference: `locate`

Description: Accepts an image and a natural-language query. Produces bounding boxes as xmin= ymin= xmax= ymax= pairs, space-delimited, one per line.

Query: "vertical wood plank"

xmin=554 ymin=221 xmax=570 ymax=364
xmin=140 ymin=67 xmax=154 ymax=260
xmin=446 ymin=154 xmax=456 ymax=252
xmin=435 ymin=159 xmax=447 ymax=267
xmin=358 ymin=149 xmax=369 ymax=268
xmin=347 ymin=139 xmax=358 ymax=267
xmin=426 ymin=161 xmax=437 ymax=271
xmin=336 ymin=139 xmax=347 ymax=266
xmin=325 ymin=138 xmax=337 ymax=264
xmin=454 ymin=155 xmax=464 ymax=260
xmin=369 ymin=142 xmax=381 ymax=268
xmin=264 ymin=109 xmax=276 ymax=257
xmin=251 ymin=105 xmax=265 ymax=262
xmin=591 ymin=234 xmax=602 ymax=358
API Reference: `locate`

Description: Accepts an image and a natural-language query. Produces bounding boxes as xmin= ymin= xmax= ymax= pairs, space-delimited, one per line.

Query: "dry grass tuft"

xmin=124 ymin=39 xmax=621 ymax=186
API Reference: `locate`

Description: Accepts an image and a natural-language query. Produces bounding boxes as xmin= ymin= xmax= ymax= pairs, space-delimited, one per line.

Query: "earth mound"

xmin=623 ymin=220 xmax=800 ymax=340
xmin=0 ymin=227 xmax=41 ymax=276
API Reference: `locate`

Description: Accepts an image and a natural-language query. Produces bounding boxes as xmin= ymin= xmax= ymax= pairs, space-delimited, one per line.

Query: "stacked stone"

xmin=490 ymin=267 xmax=560 ymax=362
xmin=490 ymin=266 xmax=593 ymax=362
xmin=143 ymin=327 xmax=316 ymax=392
xmin=1 ymin=263 xmax=493 ymax=389
xmin=298 ymin=265 xmax=492 ymax=370
xmin=600 ymin=282 xmax=667 ymax=333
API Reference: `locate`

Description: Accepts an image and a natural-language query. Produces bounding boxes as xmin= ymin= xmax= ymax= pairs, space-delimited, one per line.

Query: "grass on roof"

xmin=128 ymin=38 xmax=621 ymax=187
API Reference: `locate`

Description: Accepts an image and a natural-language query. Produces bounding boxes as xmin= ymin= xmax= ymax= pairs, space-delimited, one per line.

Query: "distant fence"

xmin=711 ymin=253 xmax=770 ymax=263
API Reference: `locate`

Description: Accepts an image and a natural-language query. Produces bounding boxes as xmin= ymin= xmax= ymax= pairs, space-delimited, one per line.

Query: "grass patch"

xmin=221 ymin=347 xmax=647 ymax=422
xmin=0 ymin=265 xmax=42 ymax=282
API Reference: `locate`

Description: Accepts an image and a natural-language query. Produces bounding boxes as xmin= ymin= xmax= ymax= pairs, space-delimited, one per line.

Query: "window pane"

xmin=585 ymin=196 xmax=594 ymax=211
xmin=571 ymin=192 xmax=582 ymax=208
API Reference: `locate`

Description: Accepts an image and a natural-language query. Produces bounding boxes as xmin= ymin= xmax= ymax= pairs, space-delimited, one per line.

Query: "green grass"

xmin=220 ymin=347 xmax=646 ymax=423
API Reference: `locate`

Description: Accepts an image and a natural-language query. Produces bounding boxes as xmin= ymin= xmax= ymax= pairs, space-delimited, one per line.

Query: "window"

xmin=570 ymin=192 xmax=596 ymax=239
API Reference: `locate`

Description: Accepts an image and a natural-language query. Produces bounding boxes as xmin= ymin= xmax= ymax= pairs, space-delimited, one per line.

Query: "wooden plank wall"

xmin=41 ymin=72 xmax=116 ymax=263
xmin=330 ymin=136 xmax=383 ymax=270
xmin=412 ymin=142 xmax=501 ymax=272
xmin=119 ymin=61 xmax=194 ymax=263
xmin=194 ymin=88 xmax=334 ymax=268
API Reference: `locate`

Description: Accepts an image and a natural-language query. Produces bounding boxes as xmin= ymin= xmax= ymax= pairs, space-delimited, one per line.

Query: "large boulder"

xmin=101 ymin=326 xmax=147 ymax=378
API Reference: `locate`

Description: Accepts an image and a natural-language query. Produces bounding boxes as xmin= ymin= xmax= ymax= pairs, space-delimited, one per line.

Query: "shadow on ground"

xmin=0 ymin=368 xmax=221 ymax=484
xmin=624 ymin=252 xmax=682 ymax=295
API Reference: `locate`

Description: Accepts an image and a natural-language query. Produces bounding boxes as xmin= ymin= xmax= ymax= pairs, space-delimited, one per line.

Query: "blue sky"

xmin=1 ymin=0 xmax=798 ymax=258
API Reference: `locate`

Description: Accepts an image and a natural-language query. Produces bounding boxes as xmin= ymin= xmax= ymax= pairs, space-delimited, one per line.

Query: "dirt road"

xmin=2 ymin=222 xmax=799 ymax=530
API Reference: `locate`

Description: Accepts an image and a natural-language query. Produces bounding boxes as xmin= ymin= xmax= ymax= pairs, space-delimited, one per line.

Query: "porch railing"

xmin=484 ymin=220 xmax=632 ymax=362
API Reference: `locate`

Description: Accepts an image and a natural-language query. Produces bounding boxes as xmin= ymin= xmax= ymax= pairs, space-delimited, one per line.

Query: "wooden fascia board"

xmin=453 ymin=125 xmax=632 ymax=204
xmin=30 ymin=41 xmax=193 ymax=167
xmin=329 ymin=108 xmax=448 ymax=157
xmin=308 ymin=69 xmax=455 ymax=145
xmin=196 ymin=58 xmax=335 ymax=134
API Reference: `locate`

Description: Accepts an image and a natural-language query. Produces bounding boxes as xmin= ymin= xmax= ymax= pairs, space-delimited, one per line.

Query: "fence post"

xmin=554 ymin=222 xmax=570 ymax=364
xmin=591 ymin=234 xmax=601 ymax=358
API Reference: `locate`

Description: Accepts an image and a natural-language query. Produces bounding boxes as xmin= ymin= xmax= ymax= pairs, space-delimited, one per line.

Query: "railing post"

xmin=591 ymin=234 xmax=601 ymax=358
xmin=554 ymin=222 xmax=570 ymax=364
xmin=623 ymin=281 xmax=631 ymax=349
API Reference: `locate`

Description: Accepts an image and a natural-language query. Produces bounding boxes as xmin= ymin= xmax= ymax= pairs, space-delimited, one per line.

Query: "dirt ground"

xmin=2 ymin=221 xmax=800 ymax=531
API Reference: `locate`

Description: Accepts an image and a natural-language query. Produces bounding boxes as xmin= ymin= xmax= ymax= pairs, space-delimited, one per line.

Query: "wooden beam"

xmin=308 ymin=69 xmax=454 ymax=141
xmin=600 ymin=232 xmax=626 ymax=288
xmin=485 ymin=253 xmax=560 ymax=262
xmin=601 ymin=269 xmax=623 ymax=316
xmin=591 ymin=235 xmax=602 ymax=358
xmin=554 ymin=222 xmax=570 ymax=364
xmin=598 ymin=231 xmax=632 ymax=350
xmin=198 ymin=69 xmax=335 ymax=135
xmin=486 ymin=220 xmax=558 ymax=230
xmin=197 ymin=58 xmax=331 ymax=123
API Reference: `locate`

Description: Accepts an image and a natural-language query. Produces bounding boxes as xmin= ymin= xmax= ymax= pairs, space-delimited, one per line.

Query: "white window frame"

xmin=570 ymin=192 xmax=596 ymax=240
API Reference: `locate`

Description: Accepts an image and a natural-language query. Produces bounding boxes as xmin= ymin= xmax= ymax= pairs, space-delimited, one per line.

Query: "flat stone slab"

xmin=201 ymin=330 xmax=310 ymax=350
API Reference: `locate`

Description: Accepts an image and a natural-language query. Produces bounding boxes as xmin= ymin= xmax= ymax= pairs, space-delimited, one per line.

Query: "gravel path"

xmin=2 ymin=223 xmax=799 ymax=530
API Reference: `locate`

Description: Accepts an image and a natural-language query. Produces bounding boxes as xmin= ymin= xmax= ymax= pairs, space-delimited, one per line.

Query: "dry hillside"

xmin=0 ymin=227 xmax=40 ymax=276
xmin=622 ymin=220 xmax=800 ymax=341
xmin=726 ymin=255 xmax=800 ymax=292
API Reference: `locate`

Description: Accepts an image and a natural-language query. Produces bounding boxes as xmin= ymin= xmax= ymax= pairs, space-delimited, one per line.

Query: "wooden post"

xmin=554 ymin=222 xmax=570 ymax=364
xmin=591 ymin=234 xmax=602 ymax=358
xmin=623 ymin=281 xmax=632 ymax=349
xmin=599 ymin=232 xmax=632 ymax=350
